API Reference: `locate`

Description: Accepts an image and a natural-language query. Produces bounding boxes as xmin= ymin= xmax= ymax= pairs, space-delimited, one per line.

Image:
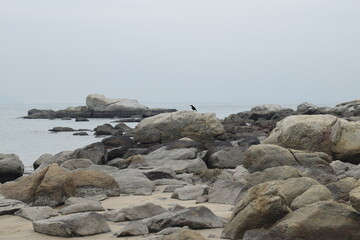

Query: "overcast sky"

xmin=0 ymin=0 xmax=359 ymax=105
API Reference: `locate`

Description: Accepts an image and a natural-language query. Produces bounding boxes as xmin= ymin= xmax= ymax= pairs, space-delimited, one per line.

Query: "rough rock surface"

xmin=60 ymin=158 xmax=94 ymax=170
xmin=134 ymin=111 xmax=224 ymax=144
xmin=115 ymin=221 xmax=149 ymax=237
xmin=15 ymin=206 xmax=58 ymax=220
xmin=0 ymin=153 xmax=24 ymax=183
xmin=0 ymin=197 xmax=28 ymax=215
xmin=86 ymin=94 xmax=148 ymax=112
xmin=264 ymin=114 xmax=360 ymax=163
xmin=59 ymin=202 xmax=105 ymax=215
xmin=32 ymin=212 xmax=111 ymax=237
xmin=171 ymin=185 xmax=207 ymax=200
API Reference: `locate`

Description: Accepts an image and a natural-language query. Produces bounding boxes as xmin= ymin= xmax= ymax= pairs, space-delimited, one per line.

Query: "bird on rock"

xmin=190 ymin=105 xmax=197 ymax=111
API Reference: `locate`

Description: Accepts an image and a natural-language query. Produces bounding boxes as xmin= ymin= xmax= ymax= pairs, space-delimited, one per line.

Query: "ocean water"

xmin=0 ymin=102 xmax=269 ymax=171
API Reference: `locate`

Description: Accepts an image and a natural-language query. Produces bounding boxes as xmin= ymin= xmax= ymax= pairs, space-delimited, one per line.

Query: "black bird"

xmin=190 ymin=105 xmax=197 ymax=111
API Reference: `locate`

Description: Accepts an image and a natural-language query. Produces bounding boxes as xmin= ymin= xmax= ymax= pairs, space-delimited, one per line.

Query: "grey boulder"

xmin=0 ymin=153 xmax=24 ymax=183
xmin=15 ymin=206 xmax=58 ymax=220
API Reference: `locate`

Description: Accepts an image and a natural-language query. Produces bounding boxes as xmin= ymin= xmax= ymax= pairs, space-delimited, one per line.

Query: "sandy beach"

xmin=0 ymin=186 xmax=233 ymax=240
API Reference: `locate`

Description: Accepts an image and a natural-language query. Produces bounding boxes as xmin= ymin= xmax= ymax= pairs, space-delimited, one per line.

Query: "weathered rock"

xmin=331 ymin=160 xmax=355 ymax=178
xmin=171 ymin=185 xmax=207 ymax=200
xmin=75 ymin=117 xmax=89 ymax=122
xmin=297 ymin=102 xmax=319 ymax=114
xmin=49 ymin=127 xmax=75 ymax=132
xmin=252 ymin=201 xmax=360 ymax=240
xmin=107 ymin=147 xmax=129 ymax=160
xmin=127 ymin=155 xmax=150 ymax=169
xmin=59 ymin=203 xmax=105 ymax=215
xmin=326 ymin=177 xmax=359 ymax=201
xmin=163 ymin=229 xmax=207 ymax=240
xmin=116 ymin=221 xmax=149 ymax=237
xmin=104 ymin=203 xmax=168 ymax=222
xmin=15 ymin=206 xmax=58 ymax=220
xmin=155 ymin=179 xmax=187 ymax=186
xmin=264 ymin=114 xmax=360 ymax=163
xmin=134 ymin=110 xmax=225 ymax=144
xmin=251 ymin=104 xmax=285 ymax=112
xmin=300 ymin=164 xmax=338 ymax=185
xmin=73 ymin=131 xmax=88 ymax=136
xmin=330 ymin=99 xmax=360 ymax=117
xmin=290 ymin=184 xmax=333 ymax=210
xmin=88 ymin=166 xmax=155 ymax=195
xmin=33 ymin=153 xmax=53 ymax=170
xmin=146 ymin=206 xmax=224 ymax=232
xmin=208 ymin=180 xmax=248 ymax=205
xmin=243 ymin=144 xmax=299 ymax=172
xmin=208 ymin=147 xmax=246 ymax=169
xmin=60 ymin=158 xmax=94 ymax=170
xmin=243 ymin=166 xmax=300 ymax=186
xmin=0 ymin=153 xmax=24 ymax=183
xmin=144 ymin=147 xmax=207 ymax=174
xmin=0 ymin=198 xmax=27 ymax=215
xmin=192 ymin=169 xmax=233 ymax=185
xmin=163 ymin=185 xmax=184 ymax=193
xmin=142 ymin=167 xmax=177 ymax=180
xmin=102 ymin=135 xmax=133 ymax=148
xmin=291 ymin=149 xmax=332 ymax=167
xmin=196 ymin=195 xmax=209 ymax=204
xmin=94 ymin=123 xmax=123 ymax=136
xmin=232 ymin=165 xmax=250 ymax=181
xmin=86 ymin=94 xmax=149 ymax=112
xmin=349 ymin=186 xmax=360 ymax=212
xmin=72 ymin=142 xmax=108 ymax=165
xmin=33 ymin=212 xmax=111 ymax=237
xmin=106 ymin=158 xmax=131 ymax=169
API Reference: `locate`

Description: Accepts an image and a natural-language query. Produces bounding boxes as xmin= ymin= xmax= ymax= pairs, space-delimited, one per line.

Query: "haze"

xmin=1 ymin=0 xmax=359 ymax=105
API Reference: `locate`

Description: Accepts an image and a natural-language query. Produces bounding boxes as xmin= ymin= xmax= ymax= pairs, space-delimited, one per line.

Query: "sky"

xmin=0 ymin=0 xmax=359 ymax=105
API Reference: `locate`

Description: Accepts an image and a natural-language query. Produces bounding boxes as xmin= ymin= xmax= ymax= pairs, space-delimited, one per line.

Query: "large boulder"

xmin=243 ymin=201 xmax=360 ymax=240
xmin=264 ymin=114 xmax=360 ymax=163
xmin=0 ymin=153 xmax=24 ymax=183
xmin=33 ymin=212 xmax=111 ymax=237
xmin=134 ymin=110 xmax=224 ymax=144
xmin=0 ymin=164 xmax=120 ymax=207
xmin=71 ymin=142 xmax=108 ymax=165
xmin=330 ymin=99 xmax=360 ymax=118
xmin=208 ymin=147 xmax=246 ymax=169
xmin=86 ymin=94 xmax=148 ymax=112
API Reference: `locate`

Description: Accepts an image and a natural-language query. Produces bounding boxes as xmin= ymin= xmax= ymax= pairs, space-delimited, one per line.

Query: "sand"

xmin=0 ymin=186 xmax=233 ymax=240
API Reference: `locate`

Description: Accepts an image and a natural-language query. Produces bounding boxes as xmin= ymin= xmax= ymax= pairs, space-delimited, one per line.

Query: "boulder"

xmin=104 ymin=203 xmax=168 ymax=222
xmin=296 ymin=102 xmax=319 ymax=114
xmin=208 ymin=180 xmax=248 ymax=205
xmin=86 ymin=94 xmax=148 ymax=112
xmin=33 ymin=212 xmax=111 ymax=237
xmin=94 ymin=123 xmax=122 ymax=136
xmin=146 ymin=206 xmax=224 ymax=232
xmin=102 ymin=135 xmax=133 ymax=149
xmin=249 ymin=201 xmax=360 ymax=240
xmin=15 ymin=206 xmax=58 ymax=220
xmin=116 ymin=221 xmax=149 ymax=237
xmin=60 ymin=158 xmax=94 ymax=170
xmin=349 ymin=186 xmax=360 ymax=212
xmin=208 ymin=147 xmax=246 ymax=169
xmin=59 ymin=202 xmax=105 ymax=215
xmin=71 ymin=142 xmax=108 ymax=165
xmin=106 ymin=157 xmax=131 ymax=169
xmin=0 ymin=198 xmax=27 ymax=215
xmin=75 ymin=117 xmax=89 ymax=122
xmin=134 ymin=110 xmax=224 ymax=144
xmin=243 ymin=144 xmax=299 ymax=172
xmin=127 ymin=155 xmax=150 ymax=168
xmin=141 ymin=167 xmax=177 ymax=180
xmin=171 ymin=185 xmax=207 ymax=200
xmin=0 ymin=153 xmax=24 ymax=183
xmin=290 ymin=184 xmax=333 ymax=210
xmin=73 ymin=132 xmax=88 ymax=136
xmin=330 ymin=99 xmax=360 ymax=117
xmin=49 ymin=127 xmax=75 ymax=132
xmin=251 ymin=104 xmax=285 ymax=112
xmin=263 ymin=114 xmax=360 ymax=163
xmin=163 ymin=229 xmax=207 ymax=240
xmin=107 ymin=147 xmax=129 ymax=160
xmin=33 ymin=153 xmax=53 ymax=170
xmin=243 ymin=166 xmax=300 ymax=186
xmin=326 ymin=177 xmax=359 ymax=201
xmin=144 ymin=147 xmax=207 ymax=174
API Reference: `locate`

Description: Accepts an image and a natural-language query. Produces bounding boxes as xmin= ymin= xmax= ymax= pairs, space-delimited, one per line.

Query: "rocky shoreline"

xmin=2 ymin=98 xmax=360 ymax=239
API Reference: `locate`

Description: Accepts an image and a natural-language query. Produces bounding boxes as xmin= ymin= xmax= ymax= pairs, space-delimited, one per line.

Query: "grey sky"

xmin=1 ymin=0 xmax=359 ymax=105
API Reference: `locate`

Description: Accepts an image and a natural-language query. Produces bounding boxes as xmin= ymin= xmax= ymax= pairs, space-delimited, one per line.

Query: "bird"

xmin=190 ymin=105 xmax=197 ymax=111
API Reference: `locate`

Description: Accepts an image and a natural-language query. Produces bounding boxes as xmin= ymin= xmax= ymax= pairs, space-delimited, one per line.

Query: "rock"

xmin=0 ymin=153 xmax=24 ymax=183
xmin=88 ymin=166 xmax=155 ymax=195
xmin=163 ymin=229 xmax=206 ymax=240
xmin=208 ymin=180 xmax=248 ymax=205
xmin=71 ymin=142 xmax=108 ymax=165
xmin=331 ymin=160 xmax=355 ymax=177
xmin=75 ymin=117 xmax=89 ymax=122
xmin=134 ymin=110 xmax=225 ymax=144
xmin=107 ymin=147 xmax=129 ymax=160
xmin=62 ymin=117 xmax=72 ymax=120
xmin=330 ymin=99 xmax=360 ymax=117
xmin=232 ymin=165 xmax=250 ymax=181
xmin=251 ymin=104 xmax=285 ymax=112
xmin=208 ymin=147 xmax=246 ymax=169
xmin=60 ymin=158 xmax=94 ymax=170
xmin=165 ymin=138 xmax=205 ymax=151
xmin=252 ymin=201 xmax=360 ymax=240
xmin=291 ymin=150 xmax=332 ymax=167
xmin=116 ymin=221 xmax=149 ymax=237
xmin=243 ymin=166 xmax=300 ymax=186
xmin=49 ymin=127 xmax=75 ymax=132
xmin=156 ymin=227 xmax=187 ymax=235
xmin=264 ymin=114 xmax=360 ymax=163
xmin=0 ymin=164 xmax=120 ymax=206
xmin=300 ymin=164 xmax=338 ymax=185
xmin=127 ymin=155 xmax=150 ymax=168
xmin=296 ymin=102 xmax=319 ymax=114
xmin=0 ymin=198 xmax=27 ymax=215
xmin=114 ymin=122 xmax=134 ymax=136
xmin=196 ymin=195 xmax=209 ymax=204
xmin=102 ymin=135 xmax=133 ymax=149
xmin=146 ymin=206 xmax=224 ymax=232
xmin=192 ymin=169 xmax=233 ymax=185
xmin=104 ymin=203 xmax=168 ymax=222
xmin=73 ymin=132 xmax=88 ymax=136
xmin=106 ymin=158 xmax=131 ymax=169
xmin=144 ymin=147 xmax=207 ymax=174
xmin=86 ymin=94 xmax=148 ymax=112
xmin=171 ymin=185 xmax=207 ymax=200
xmin=163 ymin=185 xmax=184 ymax=192
xmin=142 ymin=167 xmax=177 ymax=180
xmin=33 ymin=153 xmax=53 ymax=170
xmin=33 ymin=212 xmax=111 ymax=237
xmin=243 ymin=144 xmax=299 ymax=172
xmin=155 ymin=179 xmax=187 ymax=186
xmin=59 ymin=203 xmax=105 ymax=215
xmin=94 ymin=123 xmax=122 ymax=136
xmin=290 ymin=184 xmax=333 ymax=210
xmin=349 ymin=186 xmax=360 ymax=212
xmin=326 ymin=177 xmax=359 ymax=201
xmin=15 ymin=206 xmax=58 ymax=220
xmin=221 ymin=188 xmax=290 ymax=239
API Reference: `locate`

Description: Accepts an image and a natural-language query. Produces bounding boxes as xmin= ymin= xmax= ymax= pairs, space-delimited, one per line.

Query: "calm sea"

xmin=0 ymin=102 xmax=255 ymax=171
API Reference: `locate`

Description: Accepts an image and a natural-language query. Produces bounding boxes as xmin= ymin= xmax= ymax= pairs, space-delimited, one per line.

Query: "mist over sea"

xmin=0 ymin=102 xmax=307 ymax=171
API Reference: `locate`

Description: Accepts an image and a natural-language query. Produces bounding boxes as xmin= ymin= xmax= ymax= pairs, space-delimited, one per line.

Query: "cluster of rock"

xmin=25 ymin=94 xmax=176 ymax=119
xmin=2 ymin=99 xmax=360 ymax=239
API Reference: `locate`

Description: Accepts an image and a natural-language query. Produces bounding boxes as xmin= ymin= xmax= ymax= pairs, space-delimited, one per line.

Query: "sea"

xmin=0 ymin=102 xmax=260 ymax=172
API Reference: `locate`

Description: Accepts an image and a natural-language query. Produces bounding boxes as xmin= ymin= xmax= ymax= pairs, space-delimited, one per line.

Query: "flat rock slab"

xmin=115 ymin=221 xmax=149 ymax=237
xmin=15 ymin=206 xmax=58 ymax=221
xmin=59 ymin=203 xmax=105 ymax=215
xmin=171 ymin=185 xmax=207 ymax=200
xmin=0 ymin=198 xmax=28 ymax=215
xmin=33 ymin=212 xmax=111 ymax=237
